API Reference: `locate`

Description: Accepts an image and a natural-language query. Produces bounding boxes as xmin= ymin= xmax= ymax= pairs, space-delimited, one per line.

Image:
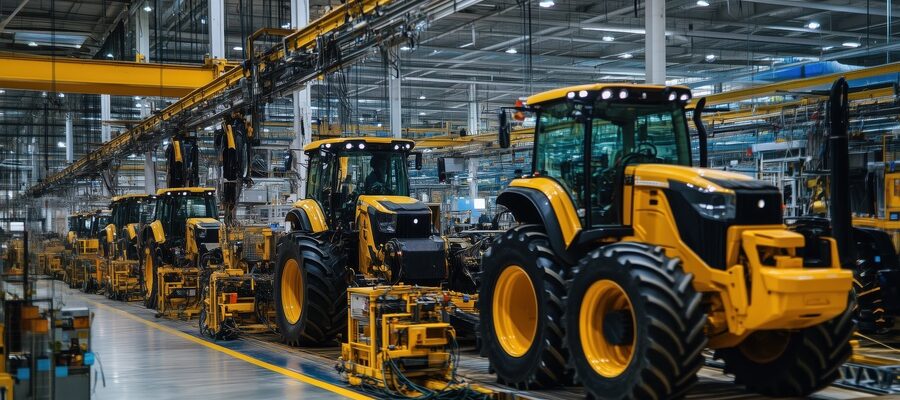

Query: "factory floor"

xmin=15 ymin=278 xmax=884 ymax=400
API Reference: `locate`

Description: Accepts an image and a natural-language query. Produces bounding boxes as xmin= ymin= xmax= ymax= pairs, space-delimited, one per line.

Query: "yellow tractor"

xmin=481 ymin=82 xmax=855 ymax=397
xmin=140 ymin=187 xmax=220 ymax=318
xmin=83 ymin=210 xmax=111 ymax=293
xmin=276 ymin=137 xmax=474 ymax=345
xmin=3 ymin=238 xmax=25 ymax=276
xmin=66 ymin=212 xmax=103 ymax=289
xmin=37 ymin=235 xmax=65 ymax=278
xmin=102 ymin=194 xmax=156 ymax=300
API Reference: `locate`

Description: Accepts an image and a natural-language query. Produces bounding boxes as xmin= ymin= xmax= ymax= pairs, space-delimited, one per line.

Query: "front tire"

xmin=566 ymin=242 xmax=706 ymax=399
xmin=274 ymin=233 xmax=347 ymax=346
xmin=479 ymin=224 xmax=569 ymax=389
xmin=142 ymin=241 xmax=159 ymax=310
xmin=716 ymin=298 xmax=855 ymax=397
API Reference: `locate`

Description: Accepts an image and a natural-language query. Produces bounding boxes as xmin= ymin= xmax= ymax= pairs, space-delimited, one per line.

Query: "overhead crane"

xmin=26 ymin=0 xmax=480 ymax=198
xmin=0 ymin=53 xmax=232 ymax=97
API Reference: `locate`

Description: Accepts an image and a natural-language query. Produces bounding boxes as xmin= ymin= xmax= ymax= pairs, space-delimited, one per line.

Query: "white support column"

xmin=64 ymin=113 xmax=73 ymax=163
xmin=644 ymin=0 xmax=666 ymax=84
xmin=389 ymin=46 xmax=402 ymax=138
xmin=44 ymin=201 xmax=52 ymax=232
xmin=136 ymin=6 xmax=150 ymax=61
xmin=209 ymin=0 xmax=226 ymax=59
xmin=291 ymin=0 xmax=312 ymax=199
xmin=467 ymin=83 xmax=478 ymax=136
xmin=468 ymin=158 xmax=478 ymax=200
xmin=100 ymin=94 xmax=111 ymax=142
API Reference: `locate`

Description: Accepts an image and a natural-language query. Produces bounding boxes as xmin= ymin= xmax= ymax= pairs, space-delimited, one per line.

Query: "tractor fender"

xmin=142 ymin=221 xmax=166 ymax=245
xmin=286 ymin=199 xmax=328 ymax=233
xmin=497 ymin=182 xmax=581 ymax=265
xmin=103 ymin=224 xmax=115 ymax=245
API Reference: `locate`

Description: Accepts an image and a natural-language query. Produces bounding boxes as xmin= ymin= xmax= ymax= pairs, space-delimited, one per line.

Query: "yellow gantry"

xmin=0 ymin=52 xmax=231 ymax=97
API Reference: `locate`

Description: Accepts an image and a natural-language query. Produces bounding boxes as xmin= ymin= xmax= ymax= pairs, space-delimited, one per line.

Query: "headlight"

xmin=376 ymin=213 xmax=397 ymax=233
xmin=670 ymin=181 xmax=735 ymax=220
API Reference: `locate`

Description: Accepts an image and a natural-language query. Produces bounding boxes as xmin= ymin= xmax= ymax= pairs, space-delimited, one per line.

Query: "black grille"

xmin=396 ymin=213 xmax=431 ymax=238
xmin=666 ymin=181 xmax=782 ymax=270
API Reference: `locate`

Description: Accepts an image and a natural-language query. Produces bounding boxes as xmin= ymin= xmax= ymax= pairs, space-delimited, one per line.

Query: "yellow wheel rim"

xmin=739 ymin=330 xmax=790 ymax=364
xmin=492 ymin=265 xmax=538 ymax=358
xmin=143 ymin=247 xmax=153 ymax=295
xmin=281 ymin=258 xmax=304 ymax=325
xmin=580 ymin=280 xmax=636 ymax=378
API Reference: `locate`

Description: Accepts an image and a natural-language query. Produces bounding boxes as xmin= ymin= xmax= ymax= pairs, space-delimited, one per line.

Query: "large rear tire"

xmin=566 ymin=242 xmax=707 ymax=399
xmin=274 ymin=233 xmax=347 ymax=346
xmin=716 ymin=298 xmax=855 ymax=397
xmin=142 ymin=241 xmax=159 ymax=310
xmin=479 ymin=224 xmax=569 ymax=389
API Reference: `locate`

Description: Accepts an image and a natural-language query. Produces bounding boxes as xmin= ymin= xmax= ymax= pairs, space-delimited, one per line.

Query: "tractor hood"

xmin=357 ymin=195 xmax=430 ymax=215
xmin=630 ymin=164 xmax=775 ymax=196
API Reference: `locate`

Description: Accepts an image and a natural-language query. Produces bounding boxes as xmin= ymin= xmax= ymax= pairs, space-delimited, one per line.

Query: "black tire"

xmin=142 ymin=240 xmax=159 ymax=310
xmin=274 ymin=233 xmax=348 ymax=346
xmin=716 ymin=297 xmax=855 ymax=397
xmin=854 ymin=265 xmax=890 ymax=333
xmin=566 ymin=242 xmax=707 ymax=399
xmin=478 ymin=224 xmax=569 ymax=389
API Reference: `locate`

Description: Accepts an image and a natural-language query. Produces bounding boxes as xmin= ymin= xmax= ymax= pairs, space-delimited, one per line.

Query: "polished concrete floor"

xmin=31 ymin=279 xmax=356 ymax=400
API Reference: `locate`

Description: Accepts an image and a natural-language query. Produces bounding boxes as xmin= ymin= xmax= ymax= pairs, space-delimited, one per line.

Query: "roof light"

xmin=538 ymin=0 xmax=554 ymax=7
xmin=601 ymin=89 xmax=612 ymax=100
xmin=696 ymin=0 xmax=709 ymax=6
xmin=668 ymin=92 xmax=677 ymax=101
xmin=405 ymin=144 xmax=411 ymax=149
xmin=394 ymin=145 xmax=400 ymax=150
xmin=842 ymin=41 xmax=861 ymax=48
xmin=618 ymin=89 xmax=629 ymax=99
xmin=619 ymin=53 xmax=633 ymax=59
xmin=567 ymin=91 xmax=576 ymax=99
xmin=578 ymin=90 xmax=589 ymax=98
xmin=358 ymin=143 xmax=365 ymax=149
xmin=806 ymin=21 xmax=821 ymax=30
xmin=325 ymin=143 xmax=332 ymax=148
xmin=505 ymin=48 xmax=518 ymax=54
xmin=679 ymin=93 xmax=690 ymax=101
xmin=602 ymin=36 xmax=614 ymax=42
xmin=345 ymin=143 xmax=353 ymax=149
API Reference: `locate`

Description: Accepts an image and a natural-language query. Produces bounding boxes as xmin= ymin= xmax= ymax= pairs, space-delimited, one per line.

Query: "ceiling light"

xmin=822 ymin=46 xmax=835 ymax=51
xmin=200 ymin=18 xmax=206 ymax=24
xmin=281 ymin=23 xmax=291 ymax=29
xmin=419 ymin=95 xmax=426 ymax=100
xmin=143 ymin=4 xmax=152 ymax=12
xmin=41 ymin=92 xmax=47 ymax=97
xmin=705 ymin=54 xmax=716 ymax=61
xmin=400 ymin=45 xmax=411 ymax=51
xmin=538 ymin=0 xmax=555 ymax=7
xmin=602 ymin=36 xmax=615 ymax=42
xmin=263 ymin=128 xmax=270 ymax=133
xmin=27 ymin=42 xmax=37 ymax=47
xmin=419 ymin=112 xmax=426 ymax=116
xmin=696 ymin=0 xmax=710 ymax=6
xmin=505 ymin=48 xmax=518 ymax=54
xmin=134 ymin=96 xmax=141 ymax=100
xmin=619 ymin=53 xmax=633 ymax=59
xmin=0 ymin=90 xmax=5 ymax=94
xmin=58 ymin=93 xmax=64 ymax=98
xmin=57 ymin=142 xmax=66 ymax=148
xmin=233 ymin=46 xmax=243 ymax=51
xmin=806 ymin=21 xmax=821 ymax=30
xmin=842 ymin=41 xmax=861 ymax=48
xmin=106 ymin=53 xmax=114 ymax=58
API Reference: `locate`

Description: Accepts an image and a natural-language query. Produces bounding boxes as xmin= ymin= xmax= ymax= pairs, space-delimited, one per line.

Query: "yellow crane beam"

xmin=691 ymin=61 xmax=900 ymax=108
xmin=0 ymin=53 xmax=233 ymax=97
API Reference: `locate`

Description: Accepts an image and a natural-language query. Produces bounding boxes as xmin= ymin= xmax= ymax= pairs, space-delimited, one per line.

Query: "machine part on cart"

xmin=337 ymin=285 xmax=491 ymax=399
xmin=479 ymin=81 xmax=855 ymax=397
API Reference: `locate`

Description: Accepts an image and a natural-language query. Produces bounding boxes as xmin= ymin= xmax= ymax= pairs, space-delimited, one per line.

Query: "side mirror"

xmin=414 ymin=152 xmax=423 ymax=170
xmin=498 ymin=110 xmax=511 ymax=149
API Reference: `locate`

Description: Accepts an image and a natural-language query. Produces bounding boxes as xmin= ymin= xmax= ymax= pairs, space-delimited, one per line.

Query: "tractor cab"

xmin=148 ymin=188 xmax=221 ymax=266
xmin=106 ymin=194 xmax=156 ymax=260
xmin=303 ymin=138 xmax=420 ymax=230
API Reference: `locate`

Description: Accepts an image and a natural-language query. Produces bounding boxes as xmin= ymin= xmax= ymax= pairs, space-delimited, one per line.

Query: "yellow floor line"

xmin=83 ymin=297 xmax=371 ymax=400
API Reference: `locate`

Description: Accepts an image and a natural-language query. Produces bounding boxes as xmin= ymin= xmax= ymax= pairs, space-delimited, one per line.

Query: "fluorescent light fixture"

xmin=419 ymin=95 xmax=426 ymax=100
xmin=619 ymin=53 xmax=633 ymax=59
xmin=822 ymin=46 xmax=835 ymax=51
xmin=842 ymin=41 xmax=861 ymax=48
xmin=696 ymin=0 xmax=710 ymax=6
xmin=106 ymin=53 xmax=114 ymax=58
xmin=263 ymin=128 xmax=270 ymax=133
xmin=281 ymin=23 xmax=291 ymax=28
xmin=57 ymin=141 xmax=66 ymax=148
xmin=143 ymin=4 xmax=152 ymax=12
xmin=505 ymin=47 xmax=518 ymax=54
xmin=134 ymin=96 xmax=141 ymax=100
xmin=233 ymin=46 xmax=243 ymax=51
xmin=200 ymin=18 xmax=206 ymax=24
xmin=0 ymin=90 xmax=6 ymax=94
xmin=602 ymin=36 xmax=615 ymax=42
xmin=419 ymin=112 xmax=426 ymax=116
xmin=806 ymin=21 xmax=820 ymax=30
xmin=538 ymin=0 xmax=554 ymax=7
xmin=400 ymin=45 xmax=411 ymax=51
xmin=705 ymin=54 xmax=716 ymax=61
xmin=58 ymin=93 xmax=64 ymax=98
xmin=27 ymin=42 xmax=37 ymax=47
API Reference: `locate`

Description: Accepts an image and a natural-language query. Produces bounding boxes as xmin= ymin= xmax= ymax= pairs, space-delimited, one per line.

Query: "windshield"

xmin=534 ymin=100 xmax=690 ymax=226
xmin=156 ymin=193 xmax=217 ymax=238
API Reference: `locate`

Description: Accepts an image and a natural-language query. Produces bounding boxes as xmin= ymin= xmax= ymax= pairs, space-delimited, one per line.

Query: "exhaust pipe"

xmin=693 ymin=97 xmax=709 ymax=168
xmin=828 ymin=77 xmax=854 ymax=266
